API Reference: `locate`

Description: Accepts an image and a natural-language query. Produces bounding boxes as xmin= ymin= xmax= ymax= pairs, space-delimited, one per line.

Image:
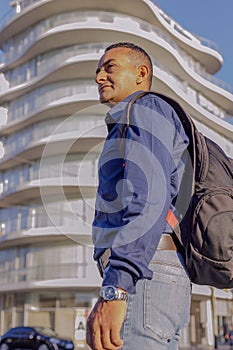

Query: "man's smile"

xmin=99 ymin=84 xmax=113 ymax=93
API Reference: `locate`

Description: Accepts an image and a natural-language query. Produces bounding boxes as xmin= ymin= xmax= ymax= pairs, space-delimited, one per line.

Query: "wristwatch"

xmin=100 ymin=285 xmax=128 ymax=302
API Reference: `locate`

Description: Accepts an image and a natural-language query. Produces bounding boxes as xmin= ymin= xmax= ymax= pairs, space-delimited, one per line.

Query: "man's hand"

xmin=86 ymin=297 xmax=127 ymax=350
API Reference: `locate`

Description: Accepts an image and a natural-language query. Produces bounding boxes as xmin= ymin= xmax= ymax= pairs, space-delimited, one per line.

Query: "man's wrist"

xmin=100 ymin=285 xmax=128 ymax=302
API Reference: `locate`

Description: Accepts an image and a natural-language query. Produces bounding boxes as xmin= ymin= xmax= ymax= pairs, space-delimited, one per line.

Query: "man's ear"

xmin=136 ymin=65 xmax=149 ymax=85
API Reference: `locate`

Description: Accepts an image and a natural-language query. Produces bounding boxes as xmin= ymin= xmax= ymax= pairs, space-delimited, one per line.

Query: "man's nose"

xmin=95 ymin=69 xmax=107 ymax=84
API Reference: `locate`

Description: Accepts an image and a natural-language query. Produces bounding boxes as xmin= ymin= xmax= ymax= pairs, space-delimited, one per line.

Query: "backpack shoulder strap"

xmin=126 ymin=91 xmax=197 ymax=239
xmin=127 ymin=90 xmax=196 ymax=174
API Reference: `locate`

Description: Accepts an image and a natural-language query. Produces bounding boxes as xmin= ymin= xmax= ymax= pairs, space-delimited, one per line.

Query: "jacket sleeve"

xmin=94 ymin=95 xmax=188 ymax=293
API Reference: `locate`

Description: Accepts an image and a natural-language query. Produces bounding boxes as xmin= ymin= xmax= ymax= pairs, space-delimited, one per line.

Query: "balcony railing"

xmin=0 ymin=66 xmax=229 ymax=152
xmin=152 ymin=58 xmax=228 ymax=120
xmin=0 ymin=66 xmax=230 ymax=161
xmin=0 ymin=197 xmax=95 ymax=236
xmin=2 ymin=11 xmax=118 ymax=64
xmin=0 ymin=0 xmax=221 ymax=56
xmin=4 ymin=81 xmax=98 ymax=125
xmin=0 ymin=155 xmax=98 ymax=196
xmin=152 ymin=1 xmax=220 ymax=52
xmin=0 ymin=112 xmax=103 ymax=162
xmin=1 ymin=11 xmax=231 ymax=95
xmin=0 ymin=11 xmax=206 ymax=66
xmin=0 ymin=262 xmax=88 ymax=285
xmin=5 ymin=42 xmax=106 ymax=88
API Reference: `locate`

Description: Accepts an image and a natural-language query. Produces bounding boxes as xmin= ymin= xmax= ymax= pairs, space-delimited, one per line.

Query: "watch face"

xmin=104 ymin=286 xmax=116 ymax=300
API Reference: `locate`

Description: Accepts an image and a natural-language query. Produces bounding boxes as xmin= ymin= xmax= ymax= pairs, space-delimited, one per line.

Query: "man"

xmin=86 ymin=42 xmax=191 ymax=350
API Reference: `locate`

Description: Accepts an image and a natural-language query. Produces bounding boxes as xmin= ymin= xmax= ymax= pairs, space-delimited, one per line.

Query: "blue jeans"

xmin=120 ymin=250 xmax=191 ymax=350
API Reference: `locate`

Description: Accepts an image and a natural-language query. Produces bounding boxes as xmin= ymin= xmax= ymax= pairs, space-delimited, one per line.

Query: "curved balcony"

xmin=0 ymin=20 xmax=232 ymax=118
xmin=0 ymin=262 xmax=87 ymax=285
xmin=0 ymin=243 xmax=101 ymax=291
xmin=0 ymin=11 xmax=223 ymax=86
xmin=1 ymin=111 xmax=104 ymax=151
xmin=2 ymin=60 xmax=233 ymax=145
xmin=152 ymin=60 xmax=233 ymax=147
xmin=0 ymin=94 xmax=108 ymax=139
xmin=0 ymin=267 xmax=101 ymax=292
xmin=0 ymin=155 xmax=98 ymax=195
xmin=0 ymin=59 xmax=99 ymax=108
xmin=0 ymin=109 xmax=106 ymax=167
xmin=0 ymin=0 xmax=222 ymax=74
xmin=0 ymin=81 xmax=104 ymax=135
xmin=0 ymin=156 xmax=98 ymax=210
xmin=0 ymin=60 xmax=232 ymax=143
xmin=152 ymin=59 xmax=233 ymax=122
xmin=0 ymin=197 xmax=95 ymax=239
xmin=145 ymin=0 xmax=222 ymax=73
xmin=2 ymin=40 xmax=232 ymax=101
xmin=0 ymin=180 xmax=96 ymax=208
xmin=0 ymin=79 xmax=96 ymax=115
xmin=0 ymin=218 xmax=93 ymax=249
xmin=0 ymin=60 xmax=231 ymax=155
xmin=3 ymin=43 xmax=106 ymax=88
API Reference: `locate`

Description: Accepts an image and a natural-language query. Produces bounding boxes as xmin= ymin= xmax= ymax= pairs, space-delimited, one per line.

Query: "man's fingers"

xmin=86 ymin=319 xmax=94 ymax=349
xmin=100 ymin=324 xmax=113 ymax=349
xmin=100 ymin=324 xmax=122 ymax=350
xmin=86 ymin=315 xmax=102 ymax=350
xmin=86 ymin=298 xmax=127 ymax=349
xmin=92 ymin=327 xmax=102 ymax=350
xmin=110 ymin=326 xmax=124 ymax=348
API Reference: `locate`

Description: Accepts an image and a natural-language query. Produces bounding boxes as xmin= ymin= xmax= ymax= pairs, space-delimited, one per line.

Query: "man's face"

xmin=95 ymin=47 xmax=140 ymax=105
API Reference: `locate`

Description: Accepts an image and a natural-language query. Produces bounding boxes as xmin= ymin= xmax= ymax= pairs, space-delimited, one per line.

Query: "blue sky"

xmin=154 ymin=0 xmax=233 ymax=90
xmin=0 ymin=0 xmax=232 ymax=90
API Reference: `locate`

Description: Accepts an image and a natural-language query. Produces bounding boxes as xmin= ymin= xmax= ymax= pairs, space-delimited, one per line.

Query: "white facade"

xmin=0 ymin=0 xmax=232 ymax=347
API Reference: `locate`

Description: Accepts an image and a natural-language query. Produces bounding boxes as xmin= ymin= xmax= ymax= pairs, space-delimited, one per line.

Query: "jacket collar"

xmin=105 ymin=90 xmax=144 ymax=127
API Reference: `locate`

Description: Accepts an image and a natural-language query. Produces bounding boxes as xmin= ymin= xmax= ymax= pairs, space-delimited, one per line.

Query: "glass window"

xmin=15 ymin=293 xmax=26 ymax=308
xmin=21 ymin=207 xmax=29 ymax=230
xmin=60 ymin=291 xmax=97 ymax=307
xmin=38 ymin=292 xmax=57 ymax=308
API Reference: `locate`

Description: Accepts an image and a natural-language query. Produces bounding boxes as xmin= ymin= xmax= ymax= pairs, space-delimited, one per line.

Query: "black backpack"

xmin=127 ymin=91 xmax=233 ymax=289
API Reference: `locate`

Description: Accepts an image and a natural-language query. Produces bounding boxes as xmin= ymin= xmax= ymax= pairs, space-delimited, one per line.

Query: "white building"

xmin=0 ymin=0 xmax=232 ymax=348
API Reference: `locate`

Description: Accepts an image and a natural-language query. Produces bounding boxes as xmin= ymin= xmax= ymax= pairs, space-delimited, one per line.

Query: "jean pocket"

xmin=144 ymin=270 xmax=191 ymax=340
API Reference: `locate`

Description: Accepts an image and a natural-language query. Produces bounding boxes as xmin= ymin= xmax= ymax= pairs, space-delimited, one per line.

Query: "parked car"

xmin=0 ymin=326 xmax=74 ymax=350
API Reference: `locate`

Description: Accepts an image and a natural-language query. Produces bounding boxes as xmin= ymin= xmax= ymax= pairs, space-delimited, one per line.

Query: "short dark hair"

xmin=105 ymin=42 xmax=153 ymax=88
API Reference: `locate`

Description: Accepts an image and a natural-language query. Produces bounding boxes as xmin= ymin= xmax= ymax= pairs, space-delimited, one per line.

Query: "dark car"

xmin=0 ymin=326 xmax=74 ymax=350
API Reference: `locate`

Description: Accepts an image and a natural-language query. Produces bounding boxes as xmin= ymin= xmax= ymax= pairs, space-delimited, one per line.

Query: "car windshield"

xmin=34 ymin=327 xmax=57 ymax=337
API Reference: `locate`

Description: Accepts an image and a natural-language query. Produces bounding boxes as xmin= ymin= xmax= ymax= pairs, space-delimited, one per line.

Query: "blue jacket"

xmin=93 ymin=91 xmax=189 ymax=293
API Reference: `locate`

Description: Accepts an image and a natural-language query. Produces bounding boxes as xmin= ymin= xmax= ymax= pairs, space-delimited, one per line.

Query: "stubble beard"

xmin=99 ymin=90 xmax=116 ymax=106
